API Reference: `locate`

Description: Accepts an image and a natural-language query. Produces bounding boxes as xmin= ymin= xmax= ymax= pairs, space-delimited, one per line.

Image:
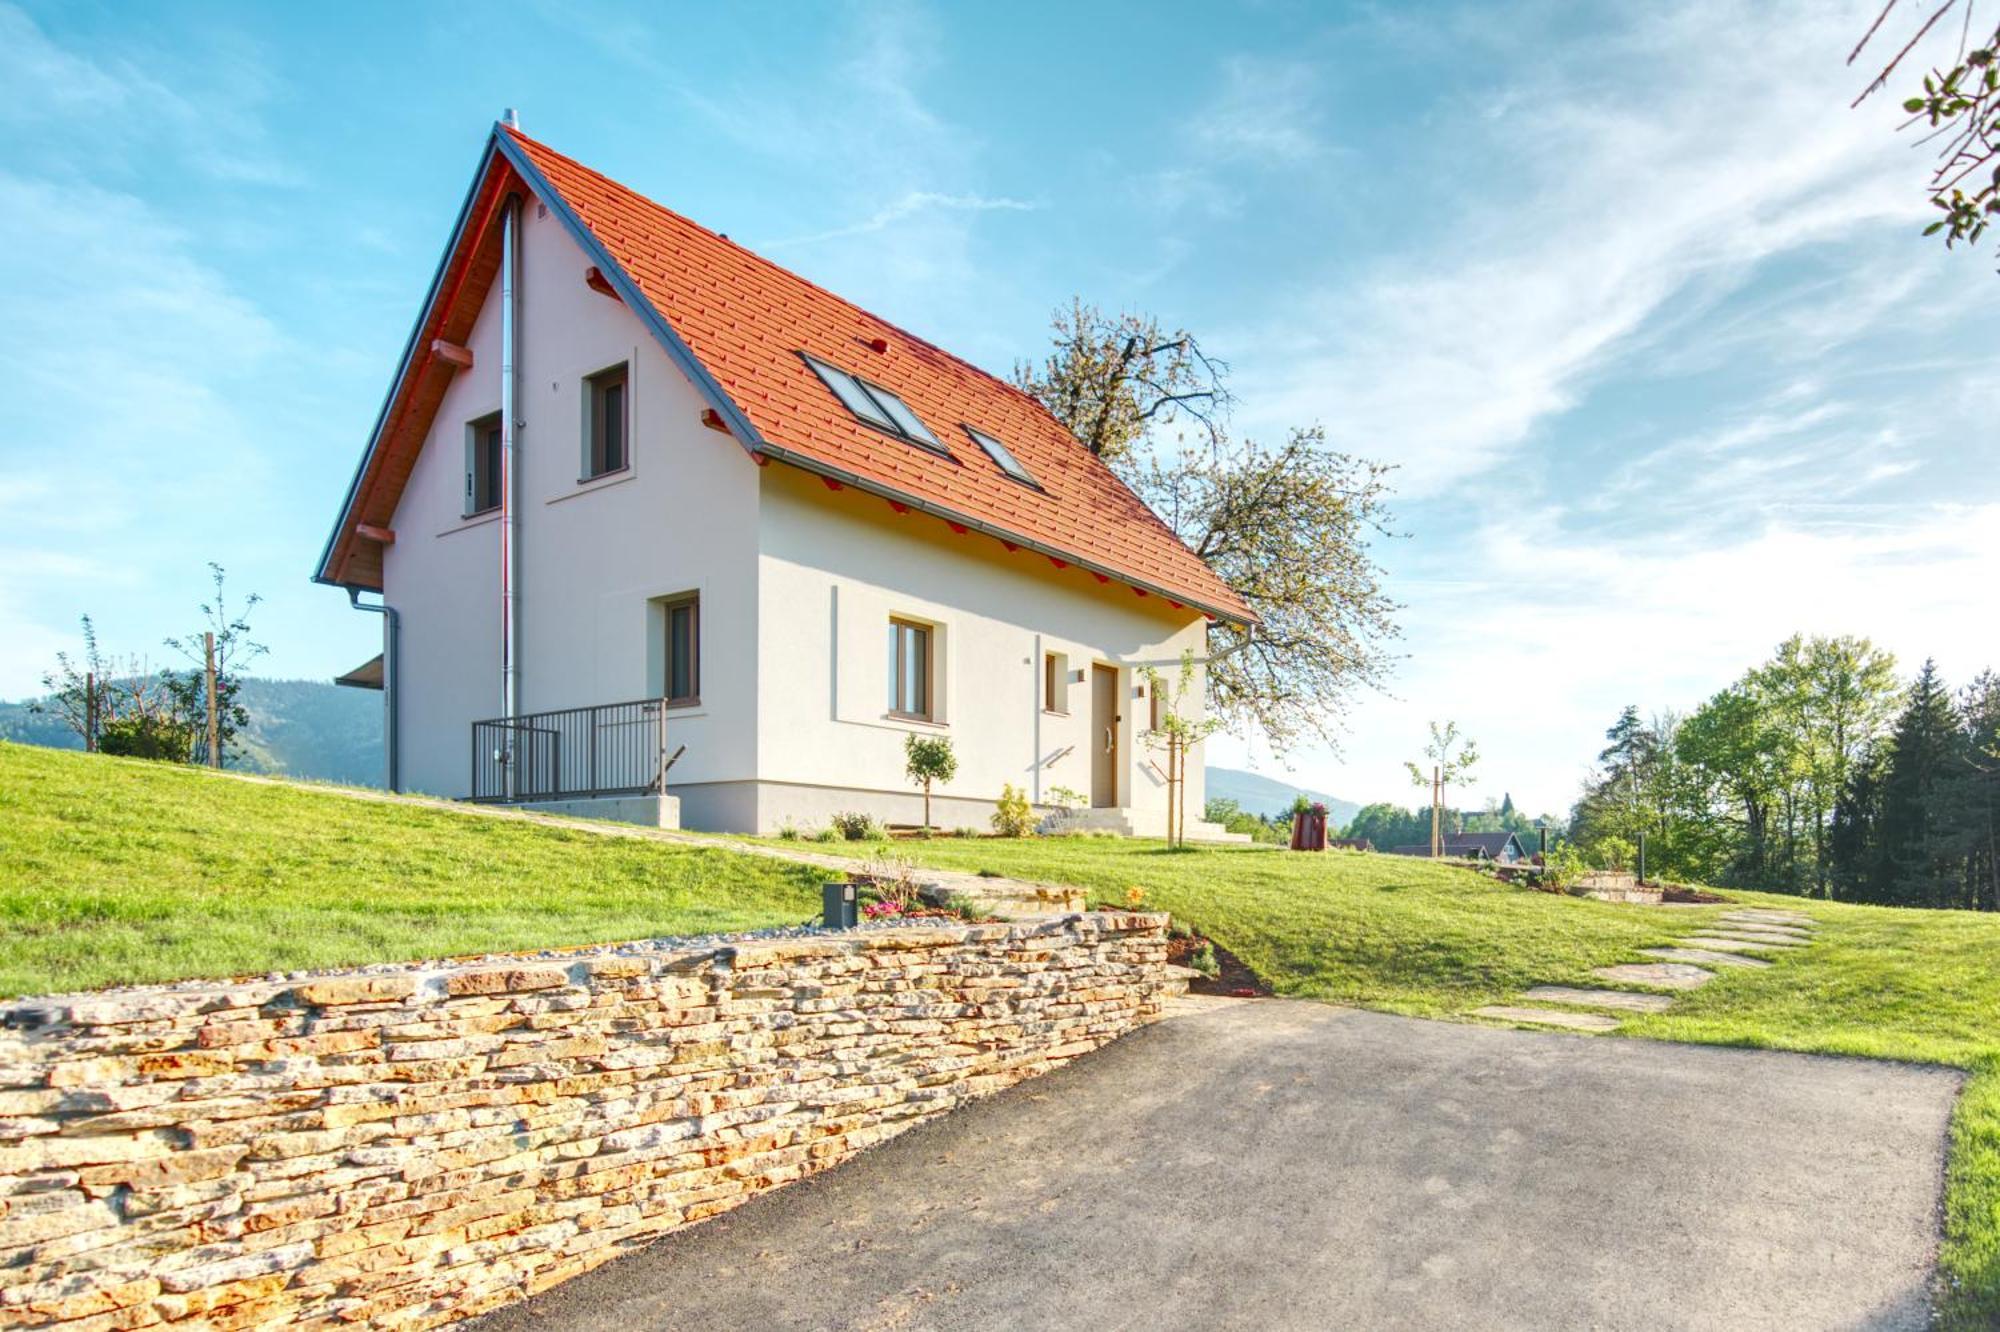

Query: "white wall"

xmin=385 ymin=194 xmax=761 ymax=800
xmin=754 ymin=464 xmax=1210 ymax=833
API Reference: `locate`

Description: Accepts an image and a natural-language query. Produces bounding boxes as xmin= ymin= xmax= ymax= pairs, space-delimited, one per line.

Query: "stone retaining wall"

xmin=0 ymin=913 xmax=1178 ymax=1330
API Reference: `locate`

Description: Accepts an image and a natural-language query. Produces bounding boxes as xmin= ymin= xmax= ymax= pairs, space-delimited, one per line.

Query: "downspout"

xmin=346 ymin=588 xmax=400 ymax=792
xmin=500 ymin=188 xmax=521 ymax=785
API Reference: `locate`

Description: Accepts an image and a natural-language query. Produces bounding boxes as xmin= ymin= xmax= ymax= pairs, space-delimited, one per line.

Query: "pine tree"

xmin=1958 ymin=671 xmax=2000 ymax=911
xmin=1871 ymin=661 xmax=1965 ymax=908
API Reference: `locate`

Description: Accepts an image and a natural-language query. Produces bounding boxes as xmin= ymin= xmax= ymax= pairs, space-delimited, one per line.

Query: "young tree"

xmin=31 ymin=616 xmax=116 ymax=750
xmin=1404 ymin=721 xmax=1479 ymax=856
xmin=1141 ymin=650 xmax=1225 ymax=846
xmin=1016 ymin=303 xmax=1398 ymax=753
xmin=1850 ymin=0 xmax=2000 ymax=266
xmin=161 ymin=564 xmax=266 ymax=768
xmin=902 ymin=733 xmax=957 ymax=836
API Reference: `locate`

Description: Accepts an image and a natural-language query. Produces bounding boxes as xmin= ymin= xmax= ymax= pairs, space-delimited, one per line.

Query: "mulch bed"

xmin=1165 ymin=932 xmax=1272 ymax=998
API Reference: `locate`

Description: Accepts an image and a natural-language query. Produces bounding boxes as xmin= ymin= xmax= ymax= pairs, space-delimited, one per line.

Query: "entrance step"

xmin=1520 ymin=986 xmax=1675 ymax=1014
xmin=1469 ymin=1006 xmax=1621 ymax=1032
xmin=1642 ymin=946 xmax=1770 ymax=969
xmin=1592 ymin=962 xmax=1716 ymax=990
xmin=1681 ymin=935 xmax=1801 ymax=953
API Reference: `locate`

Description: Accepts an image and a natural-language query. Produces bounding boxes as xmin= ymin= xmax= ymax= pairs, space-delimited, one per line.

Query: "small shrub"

xmin=98 ymin=714 xmax=195 ymax=763
xmin=813 ymin=827 xmax=841 ymax=844
xmin=951 ymin=826 xmax=980 ymax=839
xmin=991 ymin=783 xmax=1036 ymax=838
xmin=830 ymin=811 xmax=881 ymax=841
xmin=1189 ymin=942 xmax=1219 ymax=977
xmin=776 ymin=820 xmax=801 ymax=841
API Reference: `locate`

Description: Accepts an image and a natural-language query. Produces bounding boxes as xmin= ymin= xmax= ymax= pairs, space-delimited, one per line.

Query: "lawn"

xmin=0 ymin=742 xmax=822 ymax=998
xmin=805 ymin=833 xmax=2000 ymax=1328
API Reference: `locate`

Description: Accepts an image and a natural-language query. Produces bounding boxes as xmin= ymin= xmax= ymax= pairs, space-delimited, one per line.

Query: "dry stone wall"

xmin=0 ymin=913 xmax=1178 ymax=1330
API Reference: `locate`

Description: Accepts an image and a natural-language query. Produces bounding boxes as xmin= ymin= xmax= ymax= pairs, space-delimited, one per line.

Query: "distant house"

xmin=318 ymin=117 xmax=1253 ymax=837
xmin=1386 ymin=831 xmax=1531 ymax=863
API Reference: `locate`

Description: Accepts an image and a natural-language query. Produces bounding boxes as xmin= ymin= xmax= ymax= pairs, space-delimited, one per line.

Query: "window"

xmin=465 ymin=412 xmax=502 ymax=516
xmin=664 ymin=595 xmax=699 ymax=706
xmin=887 ymin=618 xmax=932 ymax=719
xmin=1149 ymin=681 xmax=1166 ymax=732
xmin=1043 ymin=652 xmax=1068 ymax=714
xmin=966 ymin=426 xmax=1040 ymax=488
xmin=802 ymin=354 xmax=951 ymax=456
xmin=585 ymin=363 xmax=629 ymax=478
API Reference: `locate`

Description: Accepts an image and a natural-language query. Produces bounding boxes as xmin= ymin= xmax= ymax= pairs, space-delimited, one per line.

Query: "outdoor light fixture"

xmin=823 ymin=881 xmax=858 ymax=930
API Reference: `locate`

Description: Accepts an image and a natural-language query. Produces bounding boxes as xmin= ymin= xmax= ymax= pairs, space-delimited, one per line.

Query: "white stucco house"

xmin=318 ymin=116 xmax=1255 ymax=837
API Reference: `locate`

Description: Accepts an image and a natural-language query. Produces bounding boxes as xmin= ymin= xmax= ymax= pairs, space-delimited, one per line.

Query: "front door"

xmin=1091 ymin=664 xmax=1119 ymax=808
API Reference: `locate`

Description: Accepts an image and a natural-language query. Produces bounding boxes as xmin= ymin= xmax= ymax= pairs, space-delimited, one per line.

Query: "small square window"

xmin=465 ymin=412 xmax=503 ymax=516
xmin=888 ymin=618 xmax=932 ymax=719
xmin=585 ymin=363 xmax=629 ymax=479
xmin=966 ymin=426 xmax=1040 ymax=488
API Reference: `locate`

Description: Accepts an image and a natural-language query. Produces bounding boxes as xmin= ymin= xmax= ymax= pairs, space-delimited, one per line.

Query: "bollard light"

xmin=822 ymin=881 xmax=858 ymax=930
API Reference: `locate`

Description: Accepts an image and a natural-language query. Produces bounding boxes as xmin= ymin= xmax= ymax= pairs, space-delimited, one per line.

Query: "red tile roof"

xmin=500 ymin=127 xmax=1252 ymax=623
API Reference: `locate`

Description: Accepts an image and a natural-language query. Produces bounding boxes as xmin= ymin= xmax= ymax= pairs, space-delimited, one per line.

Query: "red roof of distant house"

xmin=320 ymin=124 xmax=1252 ymax=624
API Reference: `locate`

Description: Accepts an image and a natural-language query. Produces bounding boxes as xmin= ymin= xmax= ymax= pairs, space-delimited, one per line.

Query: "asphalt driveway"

xmin=470 ymin=1000 xmax=1961 ymax=1331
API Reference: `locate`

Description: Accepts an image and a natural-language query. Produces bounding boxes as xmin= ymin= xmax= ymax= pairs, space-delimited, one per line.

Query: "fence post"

xmin=85 ymin=672 xmax=97 ymax=753
xmin=204 ymin=632 xmax=219 ymax=769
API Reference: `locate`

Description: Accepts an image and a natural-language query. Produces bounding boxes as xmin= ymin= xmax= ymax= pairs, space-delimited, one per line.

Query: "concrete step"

xmin=1469 ymin=1006 xmax=1621 ymax=1032
xmin=1520 ymin=986 xmax=1676 ymax=1014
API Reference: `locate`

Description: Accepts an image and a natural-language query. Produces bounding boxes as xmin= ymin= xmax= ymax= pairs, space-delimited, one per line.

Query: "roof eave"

xmin=752 ymin=441 xmax=1255 ymax=629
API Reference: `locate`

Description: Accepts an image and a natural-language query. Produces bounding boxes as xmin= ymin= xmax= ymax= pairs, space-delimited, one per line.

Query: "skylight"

xmin=801 ymin=354 xmax=950 ymax=455
xmin=965 ymin=426 xmax=1040 ymax=488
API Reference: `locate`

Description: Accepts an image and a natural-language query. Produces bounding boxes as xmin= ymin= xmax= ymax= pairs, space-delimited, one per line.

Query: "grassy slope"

xmin=0 ymin=743 xmax=821 ymax=998
xmin=809 ymin=835 xmax=2000 ymax=1327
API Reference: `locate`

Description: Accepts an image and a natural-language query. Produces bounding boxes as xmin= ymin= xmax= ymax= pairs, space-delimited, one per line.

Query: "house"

xmin=319 ymin=116 xmax=1254 ymax=838
xmin=1385 ymin=832 xmax=1532 ymax=863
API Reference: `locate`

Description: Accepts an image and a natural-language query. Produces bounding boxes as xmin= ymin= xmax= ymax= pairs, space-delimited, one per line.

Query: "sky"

xmin=1 ymin=0 xmax=1993 ymax=816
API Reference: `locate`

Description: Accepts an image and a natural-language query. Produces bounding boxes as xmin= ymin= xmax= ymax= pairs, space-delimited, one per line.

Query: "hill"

xmin=0 ymin=676 xmax=382 ymax=786
xmin=0 ymin=742 xmax=819 ymax=997
xmin=1205 ymin=765 xmax=1359 ymax=826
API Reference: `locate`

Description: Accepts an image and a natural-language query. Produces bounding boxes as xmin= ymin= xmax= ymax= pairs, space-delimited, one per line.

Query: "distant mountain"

xmin=1205 ymin=766 xmax=1360 ymax=826
xmin=0 ymin=677 xmax=383 ymax=787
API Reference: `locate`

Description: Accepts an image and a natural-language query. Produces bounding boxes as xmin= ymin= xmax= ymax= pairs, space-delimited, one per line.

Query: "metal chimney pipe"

xmin=502 ymin=107 xmax=520 ymax=130
xmin=500 ymin=195 xmax=521 ymax=770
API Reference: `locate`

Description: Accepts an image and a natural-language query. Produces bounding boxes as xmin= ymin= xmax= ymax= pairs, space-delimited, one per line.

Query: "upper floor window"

xmin=966 ymin=426 xmax=1040 ymax=489
xmin=887 ymin=618 xmax=933 ymax=720
xmin=464 ymin=412 xmax=502 ymax=516
xmin=585 ymin=363 xmax=628 ymax=479
xmin=802 ymin=354 xmax=951 ymax=457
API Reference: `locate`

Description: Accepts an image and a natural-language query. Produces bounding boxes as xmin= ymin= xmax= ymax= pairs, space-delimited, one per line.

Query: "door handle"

xmin=1103 ymin=726 xmax=1114 ymax=752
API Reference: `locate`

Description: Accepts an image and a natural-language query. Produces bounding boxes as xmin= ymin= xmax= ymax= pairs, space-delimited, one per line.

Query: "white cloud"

xmin=1232 ymin=0 xmax=1925 ymax=496
xmin=768 ymin=191 xmax=1037 ymax=249
xmin=1187 ymin=56 xmax=1328 ymax=165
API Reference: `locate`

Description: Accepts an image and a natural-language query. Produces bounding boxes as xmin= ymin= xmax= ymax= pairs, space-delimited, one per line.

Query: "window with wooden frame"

xmin=1149 ymin=679 xmax=1166 ymax=732
xmin=584 ymin=363 xmax=629 ymax=479
xmin=1043 ymin=652 xmax=1068 ymax=714
xmin=464 ymin=412 xmax=503 ymax=516
xmin=663 ymin=595 xmax=700 ymax=706
xmin=887 ymin=618 xmax=933 ymax=720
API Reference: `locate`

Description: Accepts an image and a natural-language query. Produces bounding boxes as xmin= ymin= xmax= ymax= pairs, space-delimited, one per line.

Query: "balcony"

xmin=470 ymin=698 xmax=674 ymax=804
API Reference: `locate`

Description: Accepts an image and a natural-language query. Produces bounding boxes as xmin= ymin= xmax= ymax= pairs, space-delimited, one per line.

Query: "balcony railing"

xmin=470 ymin=698 xmax=671 ymax=803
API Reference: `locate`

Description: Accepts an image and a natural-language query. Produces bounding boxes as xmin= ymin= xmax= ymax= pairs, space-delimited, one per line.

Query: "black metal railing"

xmin=470 ymin=698 xmax=669 ymax=803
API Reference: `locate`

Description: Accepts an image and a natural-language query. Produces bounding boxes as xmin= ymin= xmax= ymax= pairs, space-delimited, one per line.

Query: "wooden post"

xmin=204 ymin=631 xmax=219 ymax=769
xmin=1431 ymin=766 xmax=1442 ymax=857
xmin=84 ymin=672 xmax=97 ymax=752
xmin=1166 ymin=731 xmax=1179 ymax=847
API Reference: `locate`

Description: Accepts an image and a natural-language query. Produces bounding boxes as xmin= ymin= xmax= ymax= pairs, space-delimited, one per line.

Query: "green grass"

xmin=807 ymin=834 xmax=2000 ymax=1327
xmin=0 ymin=742 xmax=822 ymax=998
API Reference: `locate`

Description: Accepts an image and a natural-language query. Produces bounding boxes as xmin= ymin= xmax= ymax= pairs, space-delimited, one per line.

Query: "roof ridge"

xmin=500 ymin=125 xmax=1056 ymax=422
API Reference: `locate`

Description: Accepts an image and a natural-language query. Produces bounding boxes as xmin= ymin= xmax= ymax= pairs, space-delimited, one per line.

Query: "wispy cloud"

xmin=1187 ymin=56 xmax=1329 ymax=165
xmin=767 ymin=190 xmax=1037 ymax=249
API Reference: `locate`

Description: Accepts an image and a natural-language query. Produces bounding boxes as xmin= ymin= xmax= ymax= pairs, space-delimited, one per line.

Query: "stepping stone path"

xmin=1468 ymin=907 xmax=1819 ymax=1034
xmin=1641 ymin=946 xmax=1769 ymax=969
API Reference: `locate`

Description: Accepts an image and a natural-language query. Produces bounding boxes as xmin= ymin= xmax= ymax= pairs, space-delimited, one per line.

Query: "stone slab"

xmin=1521 ymin=986 xmax=1676 ymax=1014
xmin=1681 ymin=936 xmax=1800 ymax=953
xmin=1468 ymin=1006 xmax=1621 ymax=1032
xmin=1642 ymin=947 xmax=1771 ymax=969
xmin=1722 ymin=911 xmax=1814 ymax=927
xmin=1592 ymin=963 xmax=1715 ymax=990
xmin=1706 ymin=928 xmax=1811 ymax=944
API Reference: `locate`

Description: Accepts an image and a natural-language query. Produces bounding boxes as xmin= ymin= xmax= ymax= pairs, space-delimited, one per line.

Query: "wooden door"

xmin=1091 ymin=664 xmax=1119 ymax=808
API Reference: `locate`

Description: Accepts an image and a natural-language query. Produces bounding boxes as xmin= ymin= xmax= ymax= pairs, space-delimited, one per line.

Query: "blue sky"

xmin=2 ymin=0 xmax=1993 ymax=814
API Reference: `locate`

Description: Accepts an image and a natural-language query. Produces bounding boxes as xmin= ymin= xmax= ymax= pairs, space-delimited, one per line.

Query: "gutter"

xmin=346 ymin=589 xmax=400 ymax=792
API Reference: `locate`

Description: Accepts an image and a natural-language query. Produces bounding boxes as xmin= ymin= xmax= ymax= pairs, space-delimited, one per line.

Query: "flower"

xmin=1125 ymin=886 xmax=1146 ymax=907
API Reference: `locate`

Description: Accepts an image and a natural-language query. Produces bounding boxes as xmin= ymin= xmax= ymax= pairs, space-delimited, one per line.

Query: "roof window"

xmin=802 ymin=354 xmax=950 ymax=455
xmin=965 ymin=426 xmax=1040 ymax=488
